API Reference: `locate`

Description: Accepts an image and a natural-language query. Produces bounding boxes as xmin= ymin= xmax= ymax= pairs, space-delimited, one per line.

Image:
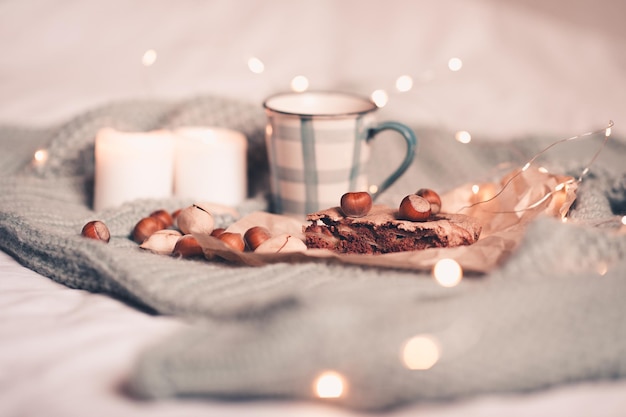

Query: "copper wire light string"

xmin=458 ymin=120 xmax=614 ymax=214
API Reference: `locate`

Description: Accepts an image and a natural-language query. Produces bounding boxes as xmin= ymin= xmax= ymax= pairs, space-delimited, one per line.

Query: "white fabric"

xmin=0 ymin=0 xmax=624 ymax=138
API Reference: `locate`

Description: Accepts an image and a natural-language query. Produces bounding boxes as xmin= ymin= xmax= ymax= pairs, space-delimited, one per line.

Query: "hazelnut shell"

xmin=398 ymin=194 xmax=431 ymax=222
xmin=81 ymin=220 xmax=110 ymax=243
xmin=173 ymin=235 xmax=204 ymax=258
xmin=340 ymin=192 xmax=373 ymax=218
xmin=415 ymin=188 xmax=442 ymax=214
xmin=176 ymin=204 xmax=215 ymax=235
xmin=244 ymin=226 xmax=272 ymax=251
xmin=132 ymin=217 xmax=164 ymax=243
xmin=217 ymin=232 xmax=245 ymax=252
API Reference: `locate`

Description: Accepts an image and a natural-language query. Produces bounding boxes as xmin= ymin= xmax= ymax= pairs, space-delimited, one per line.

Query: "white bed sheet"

xmin=2 ymin=1 xmax=626 ymax=416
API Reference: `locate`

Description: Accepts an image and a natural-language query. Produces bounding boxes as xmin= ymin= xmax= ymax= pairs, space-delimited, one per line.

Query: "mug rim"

xmin=263 ymin=90 xmax=378 ymax=118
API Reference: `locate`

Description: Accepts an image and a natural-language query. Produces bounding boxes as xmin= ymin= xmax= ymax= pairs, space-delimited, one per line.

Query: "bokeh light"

xmin=142 ymin=49 xmax=157 ymax=67
xmin=314 ymin=370 xmax=346 ymax=399
xmin=433 ymin=258 xmax=463 ymax=287
xmin=371 ymin=89 xmax=388 ymax=108
xmin=395 ymin=75 xmax=414 ymax=92
xmin=33 ymin=149 xmax=48 ymax=164
xmin=401 ymin=334 xmax=441 ymax=370
xmin=247 ymin=56 xmax=265 ymax=74
xmin=455 ymin=130 xmax=471 ymax=144
xmin=290 ymin=75 xmax=309 ymax=92
xmin=448 ymin=57 xmax=463 ymax=71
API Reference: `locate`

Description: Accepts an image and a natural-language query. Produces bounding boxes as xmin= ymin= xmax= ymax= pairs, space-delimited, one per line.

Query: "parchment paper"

xmin=196 ymin=167 xmax=577 ymax=273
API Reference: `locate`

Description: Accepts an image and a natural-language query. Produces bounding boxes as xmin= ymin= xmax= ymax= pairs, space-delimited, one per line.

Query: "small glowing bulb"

xmin=371 ymin=89 xmax=388 ymax=107
xmin=433 ymin=258 xmax=463 ymax=287
xmin=142 ymin=49 xmax=157 ymax=67
xmin=401 ymin=334 xmax=440 ymax=370
xmin=471 ymin=184 xmax=480 ymax=194
xmin=395 ymin=75 xmax=413 ymax=92
xmin=247 ymin=56 xmax=265 ymax=74
xmin=621 ymin=216 xmax=626 ymax=225
xmin=368 ymin=185 xmax=379 ymax=194
xmin=290 ymin=75 xmax=309 ymax=92
xmin=33 ymin=149 xmax=48 ymax=164
xmin=455 ymin=130 xmax=471 ymax=144
xmin=448 ymin=57 xmax=463 ymax=71
xmin=314 ymin=371 xmax=345 ymax=399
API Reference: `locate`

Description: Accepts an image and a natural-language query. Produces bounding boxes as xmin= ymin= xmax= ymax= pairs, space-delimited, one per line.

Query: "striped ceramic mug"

xmin=263 ymin=91 xmax=417 ymax=217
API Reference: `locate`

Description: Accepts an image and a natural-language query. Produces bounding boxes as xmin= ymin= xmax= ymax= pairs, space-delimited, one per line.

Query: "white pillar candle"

xmin=93 ymin=128 xmax=175 ymax=211
xmin=174 ymin=127 xmax=248 ymax=207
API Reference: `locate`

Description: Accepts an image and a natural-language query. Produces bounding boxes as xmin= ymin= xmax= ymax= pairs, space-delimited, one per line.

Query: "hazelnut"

xmin=81 ymin=220 xmax=110 ymax=243
xmin=150 ymin=209 xmax=173 ymax=228
xmin=340 ymin=191 xmax=373 ymax=218
xmin=211 ymin=228 xmax=226 ymax=237
xmin=173 ymin=235 xmax=204 ymax=258
xmin=139 ymin=229 xmax=182 ymax=255
xmin=244 ymin=226 xmax=272 ymax=251
xmin=132 ymin=216 xmax=164 ymax=243
xmin=415 ymin=188 xmax=442 ymax=214
xmin=398 ymin=194 xmax=431 ymax=222
xmin=255 ymin=233 xmax=307 ymax=254
xmin=176 ymin=204 xmax=215 ymax=235
xmin=217 ymin=232 xmax=245 ymax=252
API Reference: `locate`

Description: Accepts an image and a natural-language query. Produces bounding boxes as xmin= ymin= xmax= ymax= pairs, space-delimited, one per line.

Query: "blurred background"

xmin=1 ymin=0 xmax=624 ymax=140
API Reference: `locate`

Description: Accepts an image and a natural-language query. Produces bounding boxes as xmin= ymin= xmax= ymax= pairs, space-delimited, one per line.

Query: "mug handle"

xmin=367 ymin=121 xmax=418 ymax=199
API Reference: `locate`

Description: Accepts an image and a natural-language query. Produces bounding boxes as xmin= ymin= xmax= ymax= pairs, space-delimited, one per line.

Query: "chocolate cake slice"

xmin=304 ymin=204 xmax=481 ymax=254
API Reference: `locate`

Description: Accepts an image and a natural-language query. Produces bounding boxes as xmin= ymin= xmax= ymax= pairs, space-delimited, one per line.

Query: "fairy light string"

xmin=458 ymin=120 xmax=614 ymax=215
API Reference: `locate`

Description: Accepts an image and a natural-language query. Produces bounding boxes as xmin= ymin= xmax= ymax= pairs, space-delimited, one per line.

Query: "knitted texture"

xmin=1 ymin=97 xmax=625 ymax=410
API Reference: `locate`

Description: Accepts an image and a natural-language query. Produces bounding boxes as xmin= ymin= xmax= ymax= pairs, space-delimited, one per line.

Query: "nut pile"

xmin=340 ymin=188 xmax=443 ymax=222
xmin=79 ymin=190 xmax=443 ymax=260
xmin=80 ymin=203 xmax=307 ymax=259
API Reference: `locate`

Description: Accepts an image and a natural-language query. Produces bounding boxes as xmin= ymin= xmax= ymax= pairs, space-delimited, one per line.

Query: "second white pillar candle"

xmin=174 ymin=127 xmax=248 ymax=207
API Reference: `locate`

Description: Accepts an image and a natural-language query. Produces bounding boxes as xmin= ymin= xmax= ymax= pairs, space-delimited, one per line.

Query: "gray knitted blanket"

xmin=1 ymin=96 xmax=626 ymax=411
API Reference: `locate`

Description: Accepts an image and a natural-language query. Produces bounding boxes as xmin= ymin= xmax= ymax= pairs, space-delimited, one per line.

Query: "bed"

xmin=2 ymin=1 xmax=626 ymax=416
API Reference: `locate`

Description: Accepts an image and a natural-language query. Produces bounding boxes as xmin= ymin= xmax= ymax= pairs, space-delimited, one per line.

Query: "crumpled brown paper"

xmin=195 ymin=167 xmax=577 ymax=274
